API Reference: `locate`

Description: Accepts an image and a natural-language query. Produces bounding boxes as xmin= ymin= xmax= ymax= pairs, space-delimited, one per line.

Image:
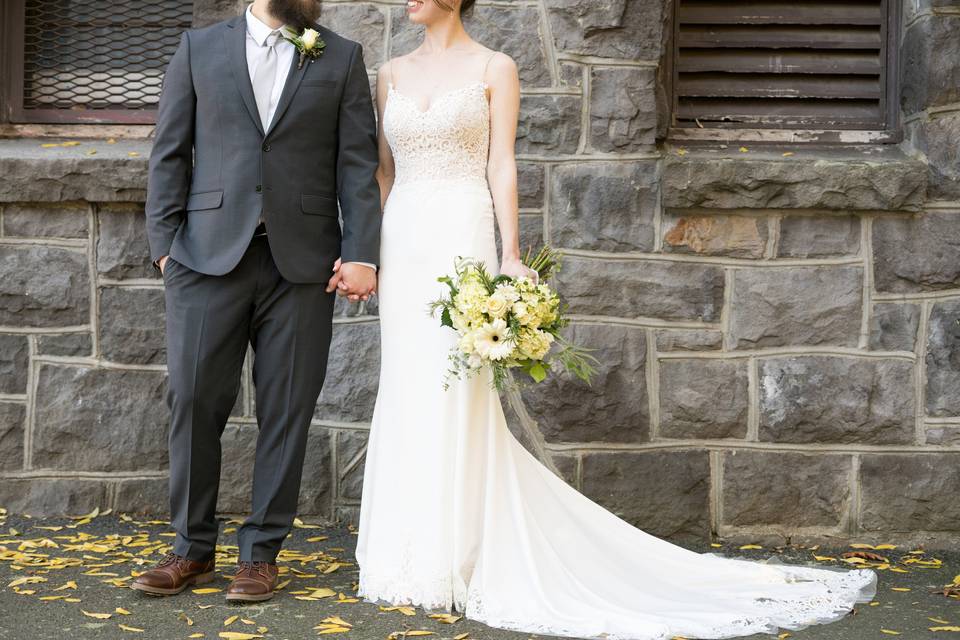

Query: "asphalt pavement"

xmin=0 ymin=511 xmax=956 ymax=640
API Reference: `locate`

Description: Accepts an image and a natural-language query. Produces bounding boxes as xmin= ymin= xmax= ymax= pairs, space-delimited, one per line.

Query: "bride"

xmin=352 ymin=1 xmax=877 ymax=638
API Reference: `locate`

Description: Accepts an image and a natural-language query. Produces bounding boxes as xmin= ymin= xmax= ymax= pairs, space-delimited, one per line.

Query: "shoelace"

xmin=235 ymin=560 xmax=273 ymax=579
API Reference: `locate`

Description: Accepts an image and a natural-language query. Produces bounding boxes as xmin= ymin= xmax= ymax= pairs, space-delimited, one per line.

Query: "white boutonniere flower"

xmin=283 ymin=26 xmax=326 ymax=69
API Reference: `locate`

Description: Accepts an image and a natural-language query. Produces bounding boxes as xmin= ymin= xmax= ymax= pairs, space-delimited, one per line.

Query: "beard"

xmin=267 ymin=0 xmax=320 ymax=30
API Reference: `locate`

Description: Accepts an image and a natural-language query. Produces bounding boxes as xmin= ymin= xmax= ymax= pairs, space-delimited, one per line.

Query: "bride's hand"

xmin=500 ymin=257 xmax=538 ymax=284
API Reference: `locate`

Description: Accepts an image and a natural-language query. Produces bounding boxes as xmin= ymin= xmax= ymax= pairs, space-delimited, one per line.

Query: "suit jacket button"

xmin=262 ymin=143 xmax=271 ymax=152
xmin=255 ymin=185 xmax=262 ymax=192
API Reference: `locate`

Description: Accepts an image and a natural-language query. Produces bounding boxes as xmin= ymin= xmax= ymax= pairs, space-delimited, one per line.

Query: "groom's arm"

xmin=336 ymin=42 xmax=382 ymax=268
xmin=145 ymin=31 xmax=196 ymax=269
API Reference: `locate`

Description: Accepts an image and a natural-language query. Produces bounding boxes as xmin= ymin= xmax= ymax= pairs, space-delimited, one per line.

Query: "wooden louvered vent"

xmin=671 ymin=0 xmax=900 ymax=140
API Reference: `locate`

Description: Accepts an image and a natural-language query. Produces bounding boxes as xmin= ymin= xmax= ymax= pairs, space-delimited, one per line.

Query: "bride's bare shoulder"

xmin=481 ymin=50 xmax=518 ymax=85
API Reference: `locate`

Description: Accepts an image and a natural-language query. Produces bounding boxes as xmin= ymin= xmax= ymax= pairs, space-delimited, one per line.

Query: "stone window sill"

xmin=0 ymin=137 xmax=151 ymax=203
xmin=663 ymin=144 xmax=928 ymax=213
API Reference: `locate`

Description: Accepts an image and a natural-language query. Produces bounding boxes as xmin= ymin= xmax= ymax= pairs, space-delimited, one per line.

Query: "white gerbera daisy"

xmin=474 ymin=318 xmax=515 ymax=361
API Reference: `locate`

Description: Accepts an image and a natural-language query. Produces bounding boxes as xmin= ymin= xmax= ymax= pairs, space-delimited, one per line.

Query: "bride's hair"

xmin=433 ymin=0 xmax=476 ymax=15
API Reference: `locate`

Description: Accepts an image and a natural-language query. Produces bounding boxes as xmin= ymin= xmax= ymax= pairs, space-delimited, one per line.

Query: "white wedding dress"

xmin=353 ymin=72 xmax=877 ymax=640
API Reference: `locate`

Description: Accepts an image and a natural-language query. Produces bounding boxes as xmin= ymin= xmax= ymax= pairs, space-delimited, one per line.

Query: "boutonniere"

xmin=283 ymin=27 xmax=325 ymax=69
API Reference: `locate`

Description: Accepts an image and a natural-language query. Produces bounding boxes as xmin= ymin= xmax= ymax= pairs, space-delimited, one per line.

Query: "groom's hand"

xmin=326 ymin=259 xmax=377 ymax=302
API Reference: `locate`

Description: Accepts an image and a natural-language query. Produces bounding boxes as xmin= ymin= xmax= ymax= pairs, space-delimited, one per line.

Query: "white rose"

xmin=485 ymin=293 xmax=511 ymax=319
xmin=301 ymin=28 xmax=320 ymax=50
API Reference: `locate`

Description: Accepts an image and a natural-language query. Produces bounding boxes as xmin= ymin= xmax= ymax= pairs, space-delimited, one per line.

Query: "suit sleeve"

xmin=336 ymin=42 xmax=382 ymax=266
xmin=145 ymin=31 xmax=196 ymax=267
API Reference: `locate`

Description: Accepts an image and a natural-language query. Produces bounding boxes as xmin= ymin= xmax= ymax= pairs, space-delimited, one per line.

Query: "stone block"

xmin=0 ymin=245 xmax=89 ymax=327
xmin=192 ymin=0 xmax=241 ymax=27
xmin=868 ymin=303 xmax=920 ymax=352
xmin=926 ymin=426 xmax=960 ymax=446
xmin=321 ymin=3 xmax=387 ymax=67
xmin=550 ymin=454 xmax=578 ymax=487
xmin=911 ymin=112 xmax=960 ymax=201
xmin=777 ymin=215 xmax=860 ymax=258
xmin=0 ymin=140 xmax=149 ymax=203
xmin=32 ymin=364 xmax=169 ymax=471
xmin=99 ymin=287 xmax=166 ymax=365
xmin=35 ymin=332 xmax=92 ymax=357
xmin=901 ymin=15 xmax=960 ymax=115
xmin=589 ymin=67 xmax=657 ymax=151
xmin=0 ymin=478 xmax=108 ymax=516
xmin=337 ymin=429 xmax=368 ymax=501
xmin=722 ymin=451 xmax=851 ymax=528
xmin=580 ymin=449 xmax=711 ymax=541
xmin=659 ymin=359 xmax=749 ymax=439
xmin=114 ymin=477 xmax=169 ymax=516
xmin=654 ymin=329 xmax=723 ymax=352
xmin=97 ymin=202 xmax=156 ymax=280
xmin=663 ymin=151 xmax=927 ymax=212
xmin=0 ymin=402 xmax=25 ymax=471
xmin=390 ymin=6 xmax=551 ymax=87
xmin=873 ymin=212 xmax=960 ymax=293
xmin=3 ymin=202 xmax=88 ymax=238
xmin=759 ymin=356 xmax=915 ymax=445
xmin=334 ymin=294 xmax=378 ymax=319
xmin=926 ymin=299 xmax=960 ymax=417
xmin=517 ymin=162 xmax=545 ymax=209
xmin=545 ymin=0 xmax=664 ymax=60
xmin=549 ymin=162 xmax=657 ymax=252
xmin=729 ymin=266 xmax=862 ymax=349
xmin=315 ymin=321 xmax=380 ymax=423
xmin=663 ymin=215 xmax=767 ymax=259
xmin=0 ymin=334 xmax=29 ymax=395
xmin=860 ymin=454 xmax=960 ymax=531
xmin=517 ymin=95 xmax=582 ymax=155
xmin=522 ymin=324 xmax=648 ymax=444
xmin=556 ymin=257 xmax=724 ymax=323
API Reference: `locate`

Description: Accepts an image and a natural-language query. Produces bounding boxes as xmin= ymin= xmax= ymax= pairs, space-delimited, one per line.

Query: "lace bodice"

xmin=383 ymin=80 xmax=490 ymax=186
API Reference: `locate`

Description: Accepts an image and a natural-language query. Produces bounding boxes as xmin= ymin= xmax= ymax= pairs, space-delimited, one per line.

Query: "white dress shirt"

xmin=245 ymin=5 xmax=377 ymax=273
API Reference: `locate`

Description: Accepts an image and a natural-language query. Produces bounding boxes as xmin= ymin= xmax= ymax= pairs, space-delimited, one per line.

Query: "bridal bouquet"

xmin=430 ymin=247 xmax=597 ymax=391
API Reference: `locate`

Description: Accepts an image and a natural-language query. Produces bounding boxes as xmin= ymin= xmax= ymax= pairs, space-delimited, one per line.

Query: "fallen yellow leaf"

xmin=192 ymin=588 xmax=222 ymax=594
xmin=218 ymin=634 xmax=264 ymax=640
xmin=82 ymin=610 xmax=112 ymax=619
xmin=380 ymin=605 xmax=416 ymax=616
xmin=119 ymin=624 xmax=145 ymax=633
xmin=115 ymin=607 xmax=132 ymax=615
xmin=321 ymin=616 xmax=351 ymax=628
xmin=891 ymin=587 xmax=911 ymax=592
xmin=929 ymin=617 xmax=951 ymax=624
xmin=224 ymin=615 xmax=239 ymax=626
xmin=929 ymin=626 xmax=960 ymax=632
xmin=739 ymin=544 xmax=762 ymax=550
xmin=454 ymin=634 xmax=470 ymax=640
xmin=881 ymin=630 xmax=901 ymax=635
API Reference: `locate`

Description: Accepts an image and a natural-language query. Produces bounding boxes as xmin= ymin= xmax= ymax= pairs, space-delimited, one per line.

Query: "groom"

xmin=134 ymin=0 xmax=380 ymax=602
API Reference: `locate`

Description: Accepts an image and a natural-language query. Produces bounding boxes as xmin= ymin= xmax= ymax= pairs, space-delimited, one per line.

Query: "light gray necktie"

xmin=252 ymin=30 xmax=281 ymax=131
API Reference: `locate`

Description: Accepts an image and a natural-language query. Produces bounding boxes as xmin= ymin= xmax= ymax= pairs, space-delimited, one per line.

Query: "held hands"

xmin=500 ymin=257 xmax=539 ymax=285
xmin=326 ymin=258 xmax=377 ymax=302
xmin=158 ymin=255 xmax=170 ymax=274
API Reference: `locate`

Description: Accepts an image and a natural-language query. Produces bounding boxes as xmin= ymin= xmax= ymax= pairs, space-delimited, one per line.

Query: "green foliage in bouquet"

xmin=429 ymin=246 xmax=598 ymax=392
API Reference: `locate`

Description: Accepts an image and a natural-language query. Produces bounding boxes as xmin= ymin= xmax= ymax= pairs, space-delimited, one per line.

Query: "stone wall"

xmin=0 ymin=0 xmax=958 ymax=547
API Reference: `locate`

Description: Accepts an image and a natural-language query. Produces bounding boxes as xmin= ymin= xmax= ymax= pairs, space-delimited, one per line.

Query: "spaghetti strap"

xmin=481 ymin=51 xmax=498 ymax=85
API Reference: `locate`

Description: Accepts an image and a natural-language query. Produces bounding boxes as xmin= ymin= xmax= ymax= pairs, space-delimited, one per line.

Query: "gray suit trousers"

xmin=163 ymin=233 xmax=334 ymax=563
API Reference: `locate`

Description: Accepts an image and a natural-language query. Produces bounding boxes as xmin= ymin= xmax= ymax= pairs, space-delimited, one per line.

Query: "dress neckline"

xmin=387 ymin=80 xmax=489 ymax=115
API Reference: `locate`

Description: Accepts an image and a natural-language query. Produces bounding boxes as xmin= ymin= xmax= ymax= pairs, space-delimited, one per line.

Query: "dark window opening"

xmin=2 ymin=0 xmax=193 ymax=124
xmin=669 ymin=0 xmax=901 ymax=142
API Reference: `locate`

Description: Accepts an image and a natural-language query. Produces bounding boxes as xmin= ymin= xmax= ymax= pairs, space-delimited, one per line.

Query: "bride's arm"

xmin=485 ymin=53 xmax=530 ymax=280
xmin=375 ymin=60 xmax=396 ymax=210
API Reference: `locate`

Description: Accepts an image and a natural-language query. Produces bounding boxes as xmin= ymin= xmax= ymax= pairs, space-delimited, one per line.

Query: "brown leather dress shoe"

xmin=225 ymin=560 xmax=279 ymax=602
xmin=130 ymin=551 xmax=216 ymax=596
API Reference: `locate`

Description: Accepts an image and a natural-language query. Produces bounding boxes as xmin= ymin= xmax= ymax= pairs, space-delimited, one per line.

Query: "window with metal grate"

xmin=2 ymin=0 xmax=193 ymax=124
xmin=669 ymin=0 xmax=901 ymax=143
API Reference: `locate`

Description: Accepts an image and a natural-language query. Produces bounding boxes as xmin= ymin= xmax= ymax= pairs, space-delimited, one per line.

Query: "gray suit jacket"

xmin=145 ymin=15 xmax=381 ymax=283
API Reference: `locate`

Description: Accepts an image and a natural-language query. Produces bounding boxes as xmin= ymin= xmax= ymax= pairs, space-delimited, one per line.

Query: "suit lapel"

xmin=224 ymin=16 xmax=265 ymax=137
xmin=265 ymin=43 xmax=310 ymax=137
